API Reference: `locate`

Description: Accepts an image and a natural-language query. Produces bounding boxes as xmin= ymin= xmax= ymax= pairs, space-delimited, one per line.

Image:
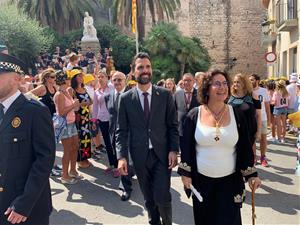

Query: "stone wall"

xmin=145 ymin=0 xmax=267 ymax=76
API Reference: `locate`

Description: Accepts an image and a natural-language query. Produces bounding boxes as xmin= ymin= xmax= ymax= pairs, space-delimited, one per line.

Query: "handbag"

xmin=53 ymin=113 xmax=67 ymax=143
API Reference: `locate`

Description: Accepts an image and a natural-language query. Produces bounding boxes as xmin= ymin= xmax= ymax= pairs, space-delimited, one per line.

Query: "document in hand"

xmin=190 ymin=184 xmax=203 ymax=202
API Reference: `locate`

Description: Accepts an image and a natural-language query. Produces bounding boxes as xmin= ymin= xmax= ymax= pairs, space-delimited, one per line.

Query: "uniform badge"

xmin=12 ymin=117 xmax=21 ymax=128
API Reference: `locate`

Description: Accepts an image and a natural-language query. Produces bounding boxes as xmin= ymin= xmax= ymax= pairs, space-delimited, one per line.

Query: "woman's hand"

xmin=181 ymin=176 xmax=192 ymax=189
xmin=248 ymin=177 xmax=261 ymax=192
xmin=73 ymin=99 xmax=80 ymax=108
xmin=80 ymin=101 xmax=90 ymax=107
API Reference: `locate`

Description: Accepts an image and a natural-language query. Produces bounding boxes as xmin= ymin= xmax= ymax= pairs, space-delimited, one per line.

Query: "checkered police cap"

xmin=0 ymin=53 xmax=28 ymax=75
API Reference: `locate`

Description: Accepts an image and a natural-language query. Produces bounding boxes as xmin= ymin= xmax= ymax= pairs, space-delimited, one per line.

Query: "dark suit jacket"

xmin=0 ymin=94 xmax=55 ymax=225
xmin=116 ymin=85 xmax=179 ymax=168
xmin=104 ymin=91 xmax=118 ymax=136
xmin=174 ymin=88 xmax=199 ymax=136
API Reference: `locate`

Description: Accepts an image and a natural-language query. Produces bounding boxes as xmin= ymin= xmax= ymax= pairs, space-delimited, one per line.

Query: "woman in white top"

xmin=178 ymin=70 xmax=261 ymax=225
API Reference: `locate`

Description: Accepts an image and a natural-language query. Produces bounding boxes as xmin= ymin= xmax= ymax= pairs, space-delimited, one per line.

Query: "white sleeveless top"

xmin=195 ymin=105 xmax=238 ymax=178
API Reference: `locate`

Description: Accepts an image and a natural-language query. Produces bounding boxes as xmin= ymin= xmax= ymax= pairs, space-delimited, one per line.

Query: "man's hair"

xmin=250 ymin=73 xmax=260 ymax=81
xmin=131 ymin=52 xmax=151 ymax=70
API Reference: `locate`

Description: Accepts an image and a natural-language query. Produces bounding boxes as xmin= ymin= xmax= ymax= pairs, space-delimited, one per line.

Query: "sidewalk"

xmin=50 ymin=137 xmax=300 ymax=225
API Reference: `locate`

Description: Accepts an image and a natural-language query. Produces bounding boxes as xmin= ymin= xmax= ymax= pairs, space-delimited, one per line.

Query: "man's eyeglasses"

xmin=113 ymin=78 xmax=124 ymax=82
xmin=49 ymin=75 xmax=56 ymax=79
xmin=211 ymin=81 xmax=228 ymax=88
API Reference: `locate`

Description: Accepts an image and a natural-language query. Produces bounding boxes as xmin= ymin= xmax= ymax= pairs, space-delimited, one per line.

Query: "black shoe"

xmin=54 ymin=164 xmax=62 ymax=171
xmin=50 ymin=169 xmax=61 ymax=177
xmin=121 ymin=191 xmax=131 ymax=201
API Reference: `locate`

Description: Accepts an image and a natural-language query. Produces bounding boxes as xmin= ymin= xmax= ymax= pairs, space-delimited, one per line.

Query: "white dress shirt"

xmin=1 ymin=90 xmax=21 ymax=114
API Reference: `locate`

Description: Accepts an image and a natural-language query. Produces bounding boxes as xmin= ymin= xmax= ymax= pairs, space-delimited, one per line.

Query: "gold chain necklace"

xmin=205 ymin=105 xmax=228 ymax=141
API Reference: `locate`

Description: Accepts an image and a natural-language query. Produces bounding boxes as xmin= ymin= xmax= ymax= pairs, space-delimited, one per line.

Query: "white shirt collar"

xmin=1 ymin=90 xmax=21 ymax=113
xmin=136 ymin=84 xmax=152 ymax=97
xmin=114 ymin=87 xmax=126 ymax=95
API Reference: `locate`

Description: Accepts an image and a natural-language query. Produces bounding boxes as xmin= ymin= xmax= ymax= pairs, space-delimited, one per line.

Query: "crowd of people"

xmin=0 ymin=47 xmax=299 ymax=225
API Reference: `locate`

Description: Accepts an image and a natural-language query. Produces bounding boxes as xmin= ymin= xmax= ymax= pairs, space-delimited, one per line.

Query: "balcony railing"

xmin=276 ymin=0 xmax=298 ymax=27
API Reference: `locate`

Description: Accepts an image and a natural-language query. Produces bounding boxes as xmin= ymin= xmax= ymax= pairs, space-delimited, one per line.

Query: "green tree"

xmin=0 ymin=4 xmax=53 ymax=65
xmin=100 ymin=0 xmax=181 ymax=41
xmin=11 ymin=0 xmax=99 ymax=35
xmin=144 ymin=23 xmax=211 ymax=82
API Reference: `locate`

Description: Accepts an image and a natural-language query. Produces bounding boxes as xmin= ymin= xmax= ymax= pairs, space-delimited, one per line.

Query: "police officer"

xmin=0 ymin=53 xmax=55 ymax=225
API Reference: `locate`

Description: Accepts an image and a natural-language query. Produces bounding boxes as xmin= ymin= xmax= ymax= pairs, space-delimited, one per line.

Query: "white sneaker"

xmin=280 ymin=138 xmax=285 ymax=144
xmin=267 ymin=136 xmax=276 ymax=142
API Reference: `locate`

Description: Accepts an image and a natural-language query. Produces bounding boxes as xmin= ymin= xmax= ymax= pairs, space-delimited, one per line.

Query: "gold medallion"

xmin=12 ymin=117 xmax=21 ymax=128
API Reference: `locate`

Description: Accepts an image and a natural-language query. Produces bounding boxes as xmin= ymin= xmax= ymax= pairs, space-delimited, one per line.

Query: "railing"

xmin=276 ymin=0 xmax=298 ymax=26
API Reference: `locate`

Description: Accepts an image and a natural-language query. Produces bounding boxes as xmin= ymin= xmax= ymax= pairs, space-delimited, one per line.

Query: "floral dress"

xmin=75 ymin=90 xmax=92 ymax=161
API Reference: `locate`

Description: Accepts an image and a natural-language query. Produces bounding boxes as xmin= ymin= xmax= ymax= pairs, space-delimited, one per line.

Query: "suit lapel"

xmin=0 ymin=94 xmax=27 ymax=133
xmin=180 ymin=90 xmax=187 ymax=111
xmin=189 ymin=89 xmax=198 ymax=110
xmin=132 ymin=88 xmax=146 ymax=121
xmin=149 ymin=86 xmax=160 ymax=126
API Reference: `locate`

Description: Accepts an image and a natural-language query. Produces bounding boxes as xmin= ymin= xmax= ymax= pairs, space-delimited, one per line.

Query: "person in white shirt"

xmin=250 ymin=74 xmax=271 ymax=167
xmin=287 ymin=73 xmax=298 ymax=113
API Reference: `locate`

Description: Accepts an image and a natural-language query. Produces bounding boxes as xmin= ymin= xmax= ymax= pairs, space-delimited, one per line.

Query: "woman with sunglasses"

xmin=178 ymin=70 xmax=261 ymax=225
xmin=30 ymin=68 xmax=57 ymax=117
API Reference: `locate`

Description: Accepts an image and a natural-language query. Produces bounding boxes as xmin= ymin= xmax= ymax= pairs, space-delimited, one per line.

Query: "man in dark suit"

xmin=0 ymin=53 xmax=55 ymax=225
xmin=116 ymin=52 xmax=179 ymax=225
xmin=105 ymin=71 xmax=134 ymax=201
xmin=174 ymin=73 xmax=200 ymax=150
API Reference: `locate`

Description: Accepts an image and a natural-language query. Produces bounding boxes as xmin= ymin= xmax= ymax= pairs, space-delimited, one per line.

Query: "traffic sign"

xmin=265 ymin=52 xmax=277 ymax=63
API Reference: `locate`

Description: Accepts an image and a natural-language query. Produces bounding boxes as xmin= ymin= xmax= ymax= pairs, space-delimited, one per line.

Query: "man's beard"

xmin=137 ymin=73 xmax=152 ymax=85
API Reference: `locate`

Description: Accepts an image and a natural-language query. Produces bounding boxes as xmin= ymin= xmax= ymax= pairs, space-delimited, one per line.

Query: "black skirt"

xmin=192 ymin=172 xmax=243 ymax=225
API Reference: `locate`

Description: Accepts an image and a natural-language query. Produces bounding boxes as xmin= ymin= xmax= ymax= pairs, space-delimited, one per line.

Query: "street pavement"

xmin=50 ymin=136 xmax=300 ymax=225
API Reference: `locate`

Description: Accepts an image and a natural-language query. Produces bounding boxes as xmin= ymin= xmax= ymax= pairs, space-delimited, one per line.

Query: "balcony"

xmin=276 ymin=0 xmax=298 ymax=32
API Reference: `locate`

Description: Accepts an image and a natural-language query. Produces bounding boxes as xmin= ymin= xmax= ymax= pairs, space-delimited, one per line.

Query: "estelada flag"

xmin=132 ymin=0 xmax=137 ymax=33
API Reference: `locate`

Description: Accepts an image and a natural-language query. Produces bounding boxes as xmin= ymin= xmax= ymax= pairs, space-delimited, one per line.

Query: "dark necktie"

xmin=0 ymin=103 xmax=4 ymax=124
xmin=115 ymin=92 xmax=120 ymax=108
xmin=143 ymin=92 xmax=150 ymax=122
xmin=185 ymin=92 xmax=192 ymax=108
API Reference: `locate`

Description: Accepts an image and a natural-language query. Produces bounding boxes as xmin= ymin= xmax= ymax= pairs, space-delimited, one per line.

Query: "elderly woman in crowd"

xmin=92 ymin=70 xmax=120 ymax=177
xmin=178 ymin=70 xmax=261 ymax=225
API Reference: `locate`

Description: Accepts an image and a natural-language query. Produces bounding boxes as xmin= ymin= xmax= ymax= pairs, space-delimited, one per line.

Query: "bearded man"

xmin=116 ymin=52 xmax=179 ymax=225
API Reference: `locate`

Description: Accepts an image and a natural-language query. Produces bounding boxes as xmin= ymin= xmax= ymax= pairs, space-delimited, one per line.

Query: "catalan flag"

xmin=132 ymin=0 xmax=137 ymax=33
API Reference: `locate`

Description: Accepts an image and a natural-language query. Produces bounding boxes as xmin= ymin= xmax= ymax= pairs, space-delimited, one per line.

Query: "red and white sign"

xmin=265 ymin=52 xmax=277 ymax=63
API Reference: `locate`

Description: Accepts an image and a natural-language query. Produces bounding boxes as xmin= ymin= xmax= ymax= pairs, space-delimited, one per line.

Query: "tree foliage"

xmin=0 ymin=4 xmax=54 ymax=65
xmin=100 ymin=0 xmax=181 ymax=41
xmin=144 ymin=23 xmax=211 ymax=82
xmin=11 ymin=0 xmax=100 ymax=35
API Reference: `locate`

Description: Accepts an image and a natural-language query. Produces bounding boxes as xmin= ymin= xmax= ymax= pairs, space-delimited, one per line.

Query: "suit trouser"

xmin=120 ymin=153 xmax=135 ymax=192
xmin=99 ymin=121 xmax=117 ymax=168
xmin=192 ymin=172 xmax=242 ymax=225
xmin=135 ymin=149 xmax=172 ymax=225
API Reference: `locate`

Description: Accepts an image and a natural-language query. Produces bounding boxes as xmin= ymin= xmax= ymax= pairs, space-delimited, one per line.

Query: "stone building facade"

xmin=145 ymin=0 xmax=267 ymax=76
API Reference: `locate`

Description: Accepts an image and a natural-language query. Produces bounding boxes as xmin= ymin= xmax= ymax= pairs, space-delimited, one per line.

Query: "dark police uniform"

xmin=0 ymin=53 xmax=56 ymax=225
